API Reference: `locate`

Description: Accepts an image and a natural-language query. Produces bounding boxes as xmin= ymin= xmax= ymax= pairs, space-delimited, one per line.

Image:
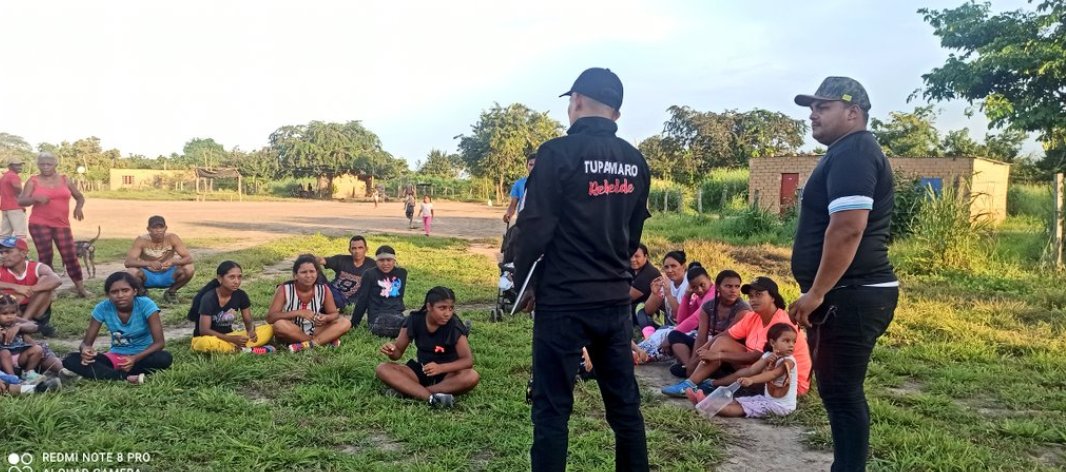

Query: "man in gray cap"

xmin=0 ymin=157 xmax=27 ymax=239
xmin=789 ymin=77 xmax=898 ymax=471
xmin=515 ymin=67 xmax=650 ymax=471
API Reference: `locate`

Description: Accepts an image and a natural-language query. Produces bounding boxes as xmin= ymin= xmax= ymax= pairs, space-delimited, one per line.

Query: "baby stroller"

xmin=490 ymin=223 xmax=520 ymax=321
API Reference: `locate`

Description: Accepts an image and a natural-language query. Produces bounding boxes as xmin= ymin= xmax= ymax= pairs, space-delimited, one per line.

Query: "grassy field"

xmin=1 ymin=206 xmax=1064 ymax=470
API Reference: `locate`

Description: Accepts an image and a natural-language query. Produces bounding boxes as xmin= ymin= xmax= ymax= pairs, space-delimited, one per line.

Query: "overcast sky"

xmin=0 ymin=0 xmax=1041 ymax=166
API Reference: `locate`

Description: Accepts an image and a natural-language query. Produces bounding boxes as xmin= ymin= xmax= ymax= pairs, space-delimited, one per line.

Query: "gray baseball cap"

xmin=794 ymin=76 xmax=871 ymax=111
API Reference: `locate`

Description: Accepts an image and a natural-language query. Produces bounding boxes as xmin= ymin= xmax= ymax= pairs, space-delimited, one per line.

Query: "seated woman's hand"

xmin=739 ymin=377 xmax=754 ymax=387
xmin=296 ymin=310 xmax=316 ymax=322
xmin=380 ymin=343 xmax=396 ymax=356
xmin=633 ymin=348 xmax=649 ymax=364
xmin=698 ymin=349 xmax=720 ymax=362
xmin=80 ymin=346 xmax=96 ymax=365
xmin=228 ymin=334 xmax=249 ymax=348
xmin=116 ymin=355 xmax=136 ymax=372
xmin=422 ymin=362 xmax=442 ymax=376
xmin=247 ymin=331 xmax=258 ymax=344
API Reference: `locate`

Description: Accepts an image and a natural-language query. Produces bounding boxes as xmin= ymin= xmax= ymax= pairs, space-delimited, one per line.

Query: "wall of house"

xmin=109 ymin=169 xmax=194 ymax=190
xmin=969 ymin=158 xmax=1011 ymax=222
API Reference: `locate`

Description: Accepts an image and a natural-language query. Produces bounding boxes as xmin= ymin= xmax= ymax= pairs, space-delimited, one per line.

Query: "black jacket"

xmin=350 ymin=266 xmax=408 ymax=325
xmin=514 ymin=116 xmax=651 ymax=310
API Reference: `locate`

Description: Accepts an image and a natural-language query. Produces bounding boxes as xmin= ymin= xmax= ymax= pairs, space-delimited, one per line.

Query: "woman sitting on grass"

xmin=662 ymin=276 xmax=810 ymax=398
xmin=639 ymin=250 xmax=688 ymax=325
xmin=375 ymin=286 xmax=479 ymax=408
xmin=189 ymin=261 xmax=275 ymax=355
xmin=267 ymin=254 xmax=352 ymax=352
xmin=691 ymin=323 xmax=799 ymax=418
xmin=666 ymin=270 xmax=750 ymax=376
xmin=351 ymin=246 xmax=408 ymax=337
xmin=661 ymin=263 xmax=715 ymax=376
xmin=61 ymin=272 xmax=172 ymax=385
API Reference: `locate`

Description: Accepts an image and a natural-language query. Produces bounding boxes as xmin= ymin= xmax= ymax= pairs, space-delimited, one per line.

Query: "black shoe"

xmin=34 ymin=376 xmax=62 ymax=393
xmin=669 ymin=362 xmax=687 ymax=378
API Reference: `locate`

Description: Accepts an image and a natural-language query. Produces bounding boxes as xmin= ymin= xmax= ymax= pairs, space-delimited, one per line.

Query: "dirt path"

xmin=67 ymin=199 xmax=509 ymax=243
xmin=636 ymin=363 xmax=833 ymax=471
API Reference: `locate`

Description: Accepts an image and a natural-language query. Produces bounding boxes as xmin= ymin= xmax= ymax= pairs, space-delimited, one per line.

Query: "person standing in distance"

xmin=789 ymin=77 xmax=898 ymax=472
xmin=515 ymin=67 xmax=650 ymax=472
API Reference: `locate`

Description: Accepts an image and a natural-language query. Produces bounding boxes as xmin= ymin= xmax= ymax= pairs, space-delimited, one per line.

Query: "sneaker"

xmin=428 ymin=393 xmax=455 ymax=408
xmin=58 ymin=368 xmax=80 ymax=386
xmin=661 ymin=379 xmax=697 ymax=398
xmin=34 ymin=376 xmax=62 ymax=393
xmin=685 ymin=388 xmax=707 ymax=405
xmin=127 ymin=374 xmax=145 ymax=385
xmin=243 ymin=346 xmax=276 ymax=355
xmin=163 ymin=291 xmax=179 ymax=304
xmin=288 ymin=341 xmax=312 ymax=353
xmin=0 ymin=372 xmax=21 ymax=385
xmin=696 ymin=379 xmax=715 ymax=394
xmin=21 ymin=371 xmax=43 ymax=385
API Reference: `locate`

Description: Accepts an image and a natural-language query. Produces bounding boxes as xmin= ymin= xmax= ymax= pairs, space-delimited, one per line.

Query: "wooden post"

xmin=697 ymin=188 xmax=703 ymax=213
xmin=1054 ymin=174 xmax=1064 ymax=269
xmin=238 ymin=174 xmax=243 ymax=202
xmin=663 ymin=191 xmax=669 ymax=212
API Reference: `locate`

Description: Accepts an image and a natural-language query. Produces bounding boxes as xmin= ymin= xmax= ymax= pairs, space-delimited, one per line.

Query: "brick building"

xmin=748 ymin=156 xmax=1011 ymax=222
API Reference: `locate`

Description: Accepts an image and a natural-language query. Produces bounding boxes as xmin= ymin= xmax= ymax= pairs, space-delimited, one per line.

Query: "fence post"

xmin=663 ymin=191 xmax=669 ymax=212
xmin=1054 ymin=174 xmax=1064 ymax=269
xmin=752 ymin=189 xmax=760 ymax=209
xmin=697 ymin=188 xmax=703 ymax=213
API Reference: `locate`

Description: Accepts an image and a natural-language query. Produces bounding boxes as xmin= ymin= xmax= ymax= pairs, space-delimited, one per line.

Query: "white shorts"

xmin=1 ymin=209 xmax=27 ymax=238
xmin=736 ymin=394 xmax=795 ymax=418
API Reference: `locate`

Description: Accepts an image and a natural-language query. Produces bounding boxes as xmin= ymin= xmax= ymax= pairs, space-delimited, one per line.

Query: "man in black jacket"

xmin=515 ymin=67 xmax=650 ymax=472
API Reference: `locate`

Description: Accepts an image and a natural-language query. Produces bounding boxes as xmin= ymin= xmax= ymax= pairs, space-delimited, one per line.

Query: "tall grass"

xmin=1007 ymin=183 xmax=1052 ymax=219
xmin=896 ymin=185 xmax=993 ymax=275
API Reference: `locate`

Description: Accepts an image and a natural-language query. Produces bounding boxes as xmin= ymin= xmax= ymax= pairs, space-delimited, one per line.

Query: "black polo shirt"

xmin=791 ymin=131 xmax=896 ymax=292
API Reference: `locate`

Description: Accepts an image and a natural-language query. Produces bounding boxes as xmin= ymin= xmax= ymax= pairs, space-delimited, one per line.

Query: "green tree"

xmin=269 ymin=121 xmax=406 ymax=193
xmin=183 ymin=138 xmax=228 ymax=169
xmin=647 ymin=106 xmax=807 ymax=183
xmin=457 ymin=103 xmax=563 ymax=201
xmin=419 ymin=149 xmax=463 ymax=178
xmin=232 ymin=147 xmax=279 ymax=194
xmin=919 ymin=1 xmax=1065 ymax=170
xmin=37 ymin=137 xmax=121 ymax=188
xmin=942 ymin=128 xmax=982 ymax=157
xmin=942 ymin=127 xmax=1027 ymax=161
xmin=871 ymin=106 xmax=943 ymax=157
xmin=0 ymin=133 xmax=33 ymax=165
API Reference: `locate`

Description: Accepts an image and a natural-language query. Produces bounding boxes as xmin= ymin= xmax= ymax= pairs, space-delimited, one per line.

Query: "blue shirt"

xmin=92 ymin=296 xmax=161 ymax=356
xmin=510 ymin=177 xmax=528 ymax=212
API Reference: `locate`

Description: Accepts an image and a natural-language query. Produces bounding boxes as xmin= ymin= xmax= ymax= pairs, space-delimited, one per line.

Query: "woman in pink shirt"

xmin=660 ymin=263 xmax=714 ymax=376
xmin=662 ymin=276 xmax=811 ymax=398
xmin=18 ymin=152 xmax=89 ymax=297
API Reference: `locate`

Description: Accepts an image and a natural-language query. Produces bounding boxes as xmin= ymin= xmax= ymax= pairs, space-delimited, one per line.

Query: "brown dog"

xmin=75 ymin=226 xmax=101 ymax=279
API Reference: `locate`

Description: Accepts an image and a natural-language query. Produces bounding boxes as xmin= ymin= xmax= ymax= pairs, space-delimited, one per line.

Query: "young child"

xmin=0 ymin=294 xmax=62 ymax=384
xmin=375 ymin=286 xmax=479 ymax=408
xmin=691 ymin=323 xmax=799 ymax=418
xmin=404 ymin=194 xmax=416 ymax=229
xmin=418 ymin=195 xmax=435 ymax=236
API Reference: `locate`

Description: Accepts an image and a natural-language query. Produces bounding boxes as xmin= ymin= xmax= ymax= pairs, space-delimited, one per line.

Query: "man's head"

xmin=147 ymin=215 xmax=167 ymax=241
xmin=526 ymin=153 xmax=536 ymax=174
xmin=794 ymin=76 xmax=871 ymax=145
xmin=7 ymin=157 xmax=23 ymax=173
xmin=349 ymin=235 xmax=368 ymax=261
xmin=0 ymin=236 xmax=29 ymax=269
xmin=561 ymin=67 xmax=623 ymax=125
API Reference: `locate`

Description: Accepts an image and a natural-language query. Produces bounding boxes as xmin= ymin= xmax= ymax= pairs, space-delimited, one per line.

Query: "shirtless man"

xmin=125 ymin=215 xmax=195 ymax=303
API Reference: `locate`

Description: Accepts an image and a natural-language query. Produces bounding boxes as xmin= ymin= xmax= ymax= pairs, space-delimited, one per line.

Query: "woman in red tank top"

xmin=17 ymin=152 xmax=89 ymax=297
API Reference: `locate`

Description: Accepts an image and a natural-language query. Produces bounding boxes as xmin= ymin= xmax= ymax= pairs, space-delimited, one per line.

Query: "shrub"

xmin=695 ymin=168 xmax=749 ymax=212
xmin=1006 ymin=183 xmax=1051 ymax=219
xmin=726 ymin=203 xmax=781 ymax=238
xmin=649 ymin=179 xmax=693 ymax=213
xmin=899 ymin=185 xmax=993 ymax=274
xmin=892 ymin=173 xmax=926 ymax=241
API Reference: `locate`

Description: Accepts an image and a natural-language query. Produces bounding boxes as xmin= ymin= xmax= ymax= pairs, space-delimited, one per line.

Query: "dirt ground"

xmin=60 ymin=198 xmax=829 ymax=471
xmin=67 ymin=198 xmax=510 ymax=244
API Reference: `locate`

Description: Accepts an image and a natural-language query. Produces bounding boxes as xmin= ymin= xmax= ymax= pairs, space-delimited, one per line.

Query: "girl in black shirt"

xmin=375 ymin=286 xmax=479 ymax=408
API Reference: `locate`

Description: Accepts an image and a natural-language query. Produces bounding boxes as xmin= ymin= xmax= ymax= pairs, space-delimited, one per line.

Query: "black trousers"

xmin=531 ymin=305 xmax=648 ymax=472
xmin=808 ymin=286 xmax=898 ymax=472
xmin=61 ymin=350 xmax=173 ymax=381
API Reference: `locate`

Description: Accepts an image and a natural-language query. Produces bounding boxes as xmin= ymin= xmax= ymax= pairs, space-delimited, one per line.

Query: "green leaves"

xmin=921 ymin=0 xmax=1066 ymax=168
xmin=269 ymin=121 xmax=408 ymax=181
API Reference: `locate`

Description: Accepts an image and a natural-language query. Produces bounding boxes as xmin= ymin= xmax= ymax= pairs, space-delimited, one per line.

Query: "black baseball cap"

xmin=147 ymin=215 xmax=166 ymax=228
xmin=741 ymin=276 xmax=781 ymax=297
xmin=560 ymin=67 xmax=624 ymax=110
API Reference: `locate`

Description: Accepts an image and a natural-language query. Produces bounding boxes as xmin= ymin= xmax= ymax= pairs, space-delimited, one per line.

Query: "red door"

xmin=780 ymin=173 xmax=800 ymax=213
